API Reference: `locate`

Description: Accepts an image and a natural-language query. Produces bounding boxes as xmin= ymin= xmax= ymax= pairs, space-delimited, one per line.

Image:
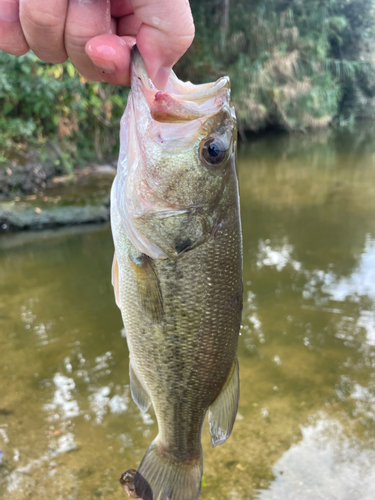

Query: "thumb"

xmin=131 ymin=0 xmax=195 ymax=89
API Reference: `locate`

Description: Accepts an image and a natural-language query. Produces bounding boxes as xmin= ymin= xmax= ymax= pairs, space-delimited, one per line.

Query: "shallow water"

xmin=1 ymin=127 xmax=375 ymax=499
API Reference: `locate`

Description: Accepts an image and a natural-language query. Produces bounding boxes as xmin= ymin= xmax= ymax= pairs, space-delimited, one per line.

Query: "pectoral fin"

xmin=112 ymin=252 xmax=120 ymax=308
xmin=208 ymin=358 xmax=239 ymax=447
xmin=129 ymin=362 xmax=151 ymax=413
xmin=130 ymin=253 xmax=164 ymax=323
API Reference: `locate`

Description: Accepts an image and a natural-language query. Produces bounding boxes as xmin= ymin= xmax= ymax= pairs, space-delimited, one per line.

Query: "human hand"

xmin=0 ymin=0 xmax=195 ymax=89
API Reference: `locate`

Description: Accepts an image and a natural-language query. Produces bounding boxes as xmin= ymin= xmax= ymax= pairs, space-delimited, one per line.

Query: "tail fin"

xmin=134 ymin=439 xmax=203 ymax=500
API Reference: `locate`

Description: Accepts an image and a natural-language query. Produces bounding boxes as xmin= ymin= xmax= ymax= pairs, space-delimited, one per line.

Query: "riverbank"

xmin=2 ymin=120 xmax=375 ymax=233
xmin=0 ymin=165 xmax=115 ymax=232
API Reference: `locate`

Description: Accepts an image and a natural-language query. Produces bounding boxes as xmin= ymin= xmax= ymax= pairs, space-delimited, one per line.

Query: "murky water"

xmin=1 ymin=127 xmax=375 ymax=499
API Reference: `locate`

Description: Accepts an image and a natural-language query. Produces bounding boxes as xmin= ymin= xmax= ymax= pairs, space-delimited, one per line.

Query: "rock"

xmin=0 ymin=162 xmax=56 ymax=199
xmin=0 ymin=203 xmax=110 ymax=231
xmin=0 ymin=166 xmax=115 ymax=232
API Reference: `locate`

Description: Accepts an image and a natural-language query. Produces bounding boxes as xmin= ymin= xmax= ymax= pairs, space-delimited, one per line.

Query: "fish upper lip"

xmin=169 ymin=77 xmax=230 ymax=103
xmin=131 ymin=45 xmax=230 ymax=104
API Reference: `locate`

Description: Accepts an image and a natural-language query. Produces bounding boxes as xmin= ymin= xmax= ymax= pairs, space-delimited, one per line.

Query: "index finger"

xmin=131 ymin=0 xmax=194 ymax=89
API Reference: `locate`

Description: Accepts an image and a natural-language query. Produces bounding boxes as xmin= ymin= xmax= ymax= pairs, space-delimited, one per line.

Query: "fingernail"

xmin=0 ymin=1 xmax=19 ymax=23
xmin=95 ymin=44 xmax=116 ymax=58
xmin=92 ymin=59 xmax=116 ymax=74
xmin=87 ymin=43 xmax=117 ymax=73
xmin=153 ymin=66 xmax=171 ymax=90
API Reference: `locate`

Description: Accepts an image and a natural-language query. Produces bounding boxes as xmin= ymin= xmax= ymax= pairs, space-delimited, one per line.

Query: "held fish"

xmin=111 ymin=46 xmax=243 ymax=500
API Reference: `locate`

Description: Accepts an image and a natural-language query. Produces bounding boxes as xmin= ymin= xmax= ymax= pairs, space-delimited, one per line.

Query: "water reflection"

xmin=256 ymin=239 xmax=301 ymax=272
xmin=44 ymin=373 xmax=80 ymax=421
xmin=259 ymin=414 xmax=375 ymax=500
xmin=1 ymin=127 xmax=375 ymax=499
xmin=255 ymin=234 xmax=375 ymax=352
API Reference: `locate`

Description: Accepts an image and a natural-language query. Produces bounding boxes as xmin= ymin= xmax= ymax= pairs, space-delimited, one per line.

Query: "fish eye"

xmin=200 ymin=137 xmax=229 ymax=167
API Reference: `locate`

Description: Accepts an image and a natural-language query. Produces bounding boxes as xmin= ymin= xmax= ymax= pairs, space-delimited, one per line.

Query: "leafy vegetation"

xmin=0 ymin=0 xmax=375 ymax=170
xmin=177 ymin=0 xmax=375 ymax=133
xmin=0 ymin=52 xmax=128 ymax=170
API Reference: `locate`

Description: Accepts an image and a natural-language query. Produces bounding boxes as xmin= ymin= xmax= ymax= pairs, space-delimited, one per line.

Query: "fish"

xmin=111 ymin=46 xmax=242 ymax=500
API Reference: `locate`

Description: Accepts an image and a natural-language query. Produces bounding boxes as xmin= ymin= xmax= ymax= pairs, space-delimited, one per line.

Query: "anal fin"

xmin=130 ymin=362 xmax=151 ymax=413
xmin=208 ymin=358 xmax=239 ymax=447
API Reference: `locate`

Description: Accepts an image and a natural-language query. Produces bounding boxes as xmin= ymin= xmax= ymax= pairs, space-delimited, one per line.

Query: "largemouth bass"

xmin=111 ymin=46 xmax=242 ymax=500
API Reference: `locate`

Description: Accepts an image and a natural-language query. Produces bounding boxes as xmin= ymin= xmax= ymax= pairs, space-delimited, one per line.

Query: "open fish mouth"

xmin=131 ymin=45 xmax=231 ymax=124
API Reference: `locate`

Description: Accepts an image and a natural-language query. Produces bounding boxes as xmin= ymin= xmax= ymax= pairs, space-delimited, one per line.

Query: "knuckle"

xmin=65 ymin=35 xmax=91 ymax=52
xmin=170 ymin=16 xmax=195 ymax=49
xmin=23 ymin=8 xmax=64 ymax=31
xmin=184 ymin=30 xmax=195 ymax=47
xmin=169 ymin=32 xmax=195 ymax=52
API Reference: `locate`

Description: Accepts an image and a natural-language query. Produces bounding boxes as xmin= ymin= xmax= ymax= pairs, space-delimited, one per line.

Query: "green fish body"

xmin=111 ymin=47 xmax=242 ymax=500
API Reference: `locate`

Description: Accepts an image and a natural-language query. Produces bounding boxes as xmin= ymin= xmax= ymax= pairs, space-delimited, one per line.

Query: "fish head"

xmin=112 ymin=46 xmax=238 ymax=259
